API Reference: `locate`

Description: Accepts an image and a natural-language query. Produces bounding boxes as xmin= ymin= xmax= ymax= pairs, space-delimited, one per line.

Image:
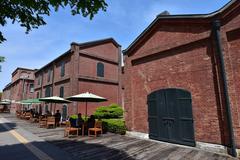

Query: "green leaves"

xmin=0 ymin=0 xmax=108 ymax=43
xmin=102 ymin=119 xmax=127 ymax=135
xmin=94 ymin=104 xmax=123 ymax=119
xmin=0 ymin=56 xmax=5 ymax=62
xmin=0 ymin=56 xmax=4 ymax=72
xmin=70 ymin=114 xmax=78 ymax=119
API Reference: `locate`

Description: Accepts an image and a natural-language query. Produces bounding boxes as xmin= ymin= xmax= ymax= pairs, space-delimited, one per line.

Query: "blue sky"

xmin=0 ymin=0 xmax=230 ymax=91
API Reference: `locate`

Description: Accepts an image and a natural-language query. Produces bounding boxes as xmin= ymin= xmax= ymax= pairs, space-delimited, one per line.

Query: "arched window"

xmin=38 ymin=76 xmax=42 ymax=85
xmin=62 ymin=105 xmax=68 ymax=121
xmin=45 ymin=86 xmax=52 ymax=97
xmin=36 ymin=92 xmax=40 ymax=98
xmin=48 ymin=69 xmax=52 ymax=82
xmin=60 ymin=86 xmax=64 ymax=98
xmin=97 ymin=62 xmax=104 ymax=77
xmin=60 ymin=61 xmax=65 ymax=77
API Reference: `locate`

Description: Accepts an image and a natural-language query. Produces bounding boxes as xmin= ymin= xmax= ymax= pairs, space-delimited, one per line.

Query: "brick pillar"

xmin=70 ymin=45 xmax=79 ymax=115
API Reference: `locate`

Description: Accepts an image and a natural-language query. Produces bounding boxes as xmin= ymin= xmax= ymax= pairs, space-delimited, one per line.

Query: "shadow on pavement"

xmin=0 ymin=139 xmax=135 ymax=160
xmin=0 ymin=142 xmax=39 ymax=160
xmin=0 ymin=122 xmax=16 ymax=133
xmin=44 ymin=139 xmax=136 ymax=160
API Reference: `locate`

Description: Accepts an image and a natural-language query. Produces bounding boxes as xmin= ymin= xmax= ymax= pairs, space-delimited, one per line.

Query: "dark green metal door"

xmin=148 ymin=88 xmax=195 ymax=146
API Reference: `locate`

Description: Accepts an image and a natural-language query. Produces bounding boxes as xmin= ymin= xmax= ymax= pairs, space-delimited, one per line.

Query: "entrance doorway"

xmin=148 ymin=88 xmax=195 ymax=146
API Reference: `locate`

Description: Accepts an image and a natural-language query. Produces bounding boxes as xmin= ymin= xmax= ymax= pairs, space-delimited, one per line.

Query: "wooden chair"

xmin=39 ymin=116 xmax=47 ymax=128
xmin=20 ymin=112 xmax=25 ymax=119
xmin=16 ymin=111 xmax=21 ymax=118
xmin=46 ymin=116 xmax=56 ymax=128
xmin=88 ymin=121 xmax=103 ymax=137
xmin=60 ymin=121 xmax=67 ymax=127
xmin=24 ymin=112 xmax=32 ymax=120
xmin=64 ymin=121 xmax=79 ymax=137
xmin=0 ymin=106 xmax=4 ymax=113
xmin=30 ymin=114 xmax=39 ymax=123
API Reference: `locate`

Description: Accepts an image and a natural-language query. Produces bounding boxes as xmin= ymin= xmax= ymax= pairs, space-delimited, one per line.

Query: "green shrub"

xmin=70 ymin=114 xmax=78 ymax=119
xmin=94 ymin=104 xmax=123 ymax=119
xmin=102 ymin=119 xmax=127 ymax=135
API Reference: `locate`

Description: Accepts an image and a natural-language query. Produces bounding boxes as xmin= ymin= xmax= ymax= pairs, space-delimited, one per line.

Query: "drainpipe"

xmin=212 ymin=20 xmax=237 ymax=157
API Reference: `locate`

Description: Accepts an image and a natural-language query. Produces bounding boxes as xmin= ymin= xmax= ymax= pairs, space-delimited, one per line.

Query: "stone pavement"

xmin=0 ymin=121 xmax=39 ymax=160
xmin=0 ymin=113 xmax=237 ymax=160
xmin=0 ymin=116 xmax=76 ymax=160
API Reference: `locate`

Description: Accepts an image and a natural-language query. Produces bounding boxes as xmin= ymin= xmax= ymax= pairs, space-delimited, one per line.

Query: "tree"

xmin=0 ymin=56 xmax=4 ymax=72
xmin=0 ymin=0 xmax=108 ymax=43
xmin=0 ymin=56 xmax=4 ymax=62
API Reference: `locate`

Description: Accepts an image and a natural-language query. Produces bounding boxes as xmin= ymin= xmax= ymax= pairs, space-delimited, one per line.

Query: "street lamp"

xmin=20 ymin=75 xmax=29 ymax=110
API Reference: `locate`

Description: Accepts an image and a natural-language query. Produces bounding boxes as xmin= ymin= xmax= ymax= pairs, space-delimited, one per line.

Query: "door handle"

xmin=163 ymin=119 xmax=174 ymax=127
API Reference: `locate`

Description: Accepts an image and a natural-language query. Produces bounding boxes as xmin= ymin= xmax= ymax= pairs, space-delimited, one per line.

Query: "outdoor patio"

xmin=0 ymin=113 xmax=235 ymax=160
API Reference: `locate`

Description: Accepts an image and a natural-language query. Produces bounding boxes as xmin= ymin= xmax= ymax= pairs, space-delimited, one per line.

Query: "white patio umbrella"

xmin=39 ymin=96 xmax=71 ymax=114
xmin=66 ymin=92 xmax=107 ymax=118
xmin=0 ymin=99 xmax=11 ymax=105
xmin=14 ymin=101 xmax=28 ymax=104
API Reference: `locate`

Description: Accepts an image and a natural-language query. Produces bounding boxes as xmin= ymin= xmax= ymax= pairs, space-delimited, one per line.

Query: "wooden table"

xmin=81 ymin=123 xmax=88 ymax=136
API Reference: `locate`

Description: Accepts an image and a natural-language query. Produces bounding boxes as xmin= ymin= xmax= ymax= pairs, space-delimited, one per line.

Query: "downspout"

xmin=212 ymin=20 xmax=237 ymax=157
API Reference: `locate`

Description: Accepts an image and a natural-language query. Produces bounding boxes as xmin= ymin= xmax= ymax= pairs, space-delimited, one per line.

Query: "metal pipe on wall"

xmin=212 ymin=20 xmax=237 ymax=157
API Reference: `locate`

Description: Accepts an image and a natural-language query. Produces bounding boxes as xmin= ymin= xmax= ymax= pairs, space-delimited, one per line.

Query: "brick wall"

xmin=54 ymin=56 xmax=71 ymax=83
xmin=77 ymin=80 xmax=119 ymax=115
xmin=124 ymin=2 xmax=240 ymax=148
xmin=33 ymin=38 xmax=121 ymax=117
xmin=125 ymin=37 xmax=225 ymax=144
xmin=78 ymin=56 xmax=118 ymax=81
xmin=81 ymin=42 xmax=119 ymax=61
xmin=221 ymin=13 xmax=240 ymax=148
xmin=11 ymin=68 xmax=35 ymax=83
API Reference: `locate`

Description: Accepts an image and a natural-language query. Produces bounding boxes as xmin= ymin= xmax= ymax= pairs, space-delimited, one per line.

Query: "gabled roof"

xmin=3 ymin=82 xmax=12 ymax=91
xmin=71 ymin=37 xmax=121 ymax=48
xmin=35 ymin=38 xmax=120 ymax=75
xmin=12 ymin=67 xmax=37 ymax=76
xmin=123 ymin=0 xmax=239 ymax=56
xmin=12 ymin=67 xmax=36 ymax=76
xmin=35 ymin=50 xmax=71 ymax=75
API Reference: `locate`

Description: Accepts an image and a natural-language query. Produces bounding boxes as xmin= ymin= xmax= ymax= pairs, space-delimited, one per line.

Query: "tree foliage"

xmin=0 ymin=0 xmax=108 ymax=43
xmin=0 ymin=56 xmax=4 ymax=62
xmin=0 ymin=56 xmax=4 ymax=72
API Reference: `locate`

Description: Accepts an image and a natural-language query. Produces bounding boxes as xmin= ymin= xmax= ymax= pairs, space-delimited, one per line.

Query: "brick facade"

xmin=2 ymin=68 xmax=36 ymax=111
xmin=34 ymin=38 xmax=121 ymax=116
xmin=123 ymin=0 xmax=240 ymax=150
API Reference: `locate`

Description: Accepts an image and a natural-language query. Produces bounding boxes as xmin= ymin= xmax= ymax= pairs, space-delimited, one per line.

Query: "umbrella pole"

xmin=76 ymin=102 xmax=78 ymax=114
xmin=54 ymin=103 xmax=56 ymax=114
xmin=85 ymin=102 xmax=87 ymax=120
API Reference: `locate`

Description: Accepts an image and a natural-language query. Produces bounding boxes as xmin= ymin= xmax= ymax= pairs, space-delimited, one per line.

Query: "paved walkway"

xmin=0 ymin=113 xmax=236 ymax=160
xmin=0 ymin=121 xmax=39 ymax=160
xmin=0 ymin=116 xmax=75 ymax=160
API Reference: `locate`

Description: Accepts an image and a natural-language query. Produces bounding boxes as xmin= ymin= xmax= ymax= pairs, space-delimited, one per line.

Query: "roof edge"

xmin=12 ymin=67 xmax=37 ymax=76
xmin=3 ymin=82 xmax=12 ymax=91
xmin=123 ymin=0 xmax=237 ymax=55
xmin=35 ymin=49 xmax=71 ymax=74
xmin=35 ymin=38 xmax=120 ymax=75
xmin=71 ymin=37 xmax=121 ymax=48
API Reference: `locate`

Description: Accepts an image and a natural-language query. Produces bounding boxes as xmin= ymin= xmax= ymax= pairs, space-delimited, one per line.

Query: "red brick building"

xmin=123 ymin=0 xmax=240 ymax=156
xmin=2 ymin=68 xmax=36 ymax=111
xmin=34 ymin=38 xmax=121 ymax=119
